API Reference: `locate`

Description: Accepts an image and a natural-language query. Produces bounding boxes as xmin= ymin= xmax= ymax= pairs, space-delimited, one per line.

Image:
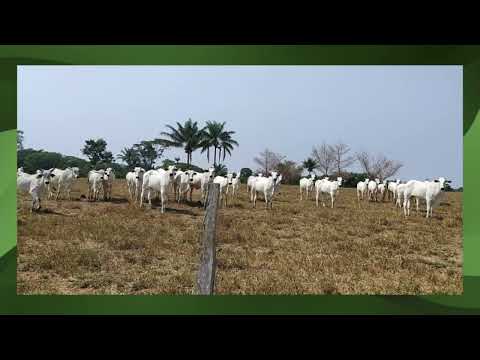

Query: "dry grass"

xmin=17 ymin=179 xmax=463 ymax=295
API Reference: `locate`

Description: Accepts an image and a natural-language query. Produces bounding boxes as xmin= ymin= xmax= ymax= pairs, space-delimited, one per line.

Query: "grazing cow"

xmin=251 ymin=171 xmax=282 ymax=209
xmin=102 ymin=167 xmax=115 ymax=201
xmin=126 ymin=167 xmax=145 ymax=201
xmin=299 ymin=174 xmax=316 ymax=200
xmin=315 ymin=177 xmax=343 ymax=208
xmin=87 ymin=169 xmax=107 ymax=201
xmin=140 ymin=166 xmax=177 ymax=212
xmin=403 ymin=177 xmax=450 ymax=218
xmin=356 ymin=179 xmax=368 ymax=202
xmin=17 ymin=168 xmax=55 ymax=211
xmin=48 ymin=167 xmax=80 ymax=200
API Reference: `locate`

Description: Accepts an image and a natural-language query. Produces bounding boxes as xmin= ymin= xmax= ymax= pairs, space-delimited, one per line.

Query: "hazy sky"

xmin=18 ymin=65 xmax=463 ymax=187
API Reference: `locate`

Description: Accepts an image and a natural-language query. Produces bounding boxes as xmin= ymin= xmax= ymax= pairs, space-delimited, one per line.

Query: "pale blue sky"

xmin=18 ymin=65 xmax=463 ymax=187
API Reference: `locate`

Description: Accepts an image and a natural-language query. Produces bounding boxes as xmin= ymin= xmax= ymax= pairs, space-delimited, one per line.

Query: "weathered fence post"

xmin=196 ymin=182 xmax=220 ymax=295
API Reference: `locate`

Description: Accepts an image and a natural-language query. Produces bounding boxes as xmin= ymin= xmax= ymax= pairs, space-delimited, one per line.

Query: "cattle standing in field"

xmin=315 ymin=177 xmax=342 ymax=208
xmin=187 ymin=167 xmax=215 ymax=204
xmin=227 ymin=171 xmax=240 ymax=202
xmin=247 ymin=173 xmax=264 ymax=198
xmin=17 ymin=168 xmax=55 ymax=212
xmin=176 ymin=170 xmax=196 ymax=203
xmin=48 ymin=167 xmax=80 ymax=200
xmin=377 ymin=180 xmax=387 ymax=201
xmin=356 ymin=179 xmax=368 ymax=202
xmin=251 ymin=171 xmax=282 ymax=209
xmin=299 ymin=174 xmax=316 ymax=200
xmin=126 ymin=167 xmax=145 ymax=202
xmin=87 ymin=169 xmax=107 ymax=201
xmin=103 ymin=167 xmax=115 ymax=201
xmin=395 ymin=182 xmax=407 ymax=209
xmin=213 ymin=173 xmax=233 ymax=207
xmin=387 ymin=179 xmax=400 ymax=203
xmin=140 ymin=166 xmax=177 ymax=213
xmin=367 ymin=178 xmax=380 ymax=201
xmin=403 ymin=177 xmax=450 ymax=218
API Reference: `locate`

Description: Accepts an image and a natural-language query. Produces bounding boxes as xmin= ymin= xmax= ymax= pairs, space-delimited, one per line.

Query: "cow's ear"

xmin=36 ymin=173 xmax=43 ymax=179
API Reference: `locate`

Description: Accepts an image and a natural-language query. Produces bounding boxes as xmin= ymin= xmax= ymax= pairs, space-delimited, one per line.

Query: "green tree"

xmin=214 ymin=163 xmax=228 ymax=177
xmin=302 ymin=157 xmax=318 ymax=175
xmin=82 ymin=138 xmax=113 ymax=166
xmin=134 ymin=140 xmax=165 ymax=170
xmin=239 ymin=168 xmax=253 ymax=184
xmin=276 ymin=160 xmax=303 ymax=185
xmin=156 ymin=118 xmax=203 ymax=165
xmin=17 ymin=130 xmax=24 ymax=151
xmin=200 ymin=121 xmax=239 ymax=166
xmin=117 ymin=147 xmax=140 ymax=168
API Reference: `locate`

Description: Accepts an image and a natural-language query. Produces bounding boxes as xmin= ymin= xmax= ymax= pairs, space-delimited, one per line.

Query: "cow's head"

xmin=134 ymin=167 xmax=145 ymax=180
xmin=434 ymin=177 xmax=448 ymax=190
xmin=188 ymin=170 xmax=197 ymax=183
xmin=269 ymin=171 xmax=279 ymax=182
xmin=337 ymin=177 xmax=343 ymax=186
xmin=167 ymin=165 xmax=177 ymax=178
xmin=71 ymin=167 xmax=80 ymax=178
xmin=226 ymin=173 xmax=234 ymax=185
xmin=375 ymin=178 xmax=380 ymax=184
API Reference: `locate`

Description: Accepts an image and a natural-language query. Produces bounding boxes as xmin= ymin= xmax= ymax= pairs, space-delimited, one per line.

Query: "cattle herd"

xmin=16 ymin=165 xmax=452 ymax=219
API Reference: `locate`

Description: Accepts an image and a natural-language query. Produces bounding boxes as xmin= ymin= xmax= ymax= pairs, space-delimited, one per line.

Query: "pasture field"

xmin=17 ymin=179 xmax=463 ymax=295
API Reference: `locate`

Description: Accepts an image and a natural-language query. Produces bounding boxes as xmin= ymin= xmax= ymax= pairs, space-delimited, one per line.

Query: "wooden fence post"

xmin=196 ymin=182 xmax=220 ymax=295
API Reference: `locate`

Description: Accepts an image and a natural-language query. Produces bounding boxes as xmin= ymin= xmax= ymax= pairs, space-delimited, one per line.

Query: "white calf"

xmin=315 ymin=177 xmax=342 ymax=208
xmin=17 ymin=169 xmax=55 ymax=211
xmin=177 ymin=170 xmax=196 ymax=203
xmin=213 ymin=173 xmax=232 ymax=207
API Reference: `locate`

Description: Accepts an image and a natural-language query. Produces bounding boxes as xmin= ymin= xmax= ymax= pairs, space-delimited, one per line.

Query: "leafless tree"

xmin=356 ymin=151 xmax=403 ymax=180
xmin=311 ymin=142 xmax=335 ymax=176
xmin=329 ymin=141 xmax=355 ymax=175
xmin=253 ymin=148 xmax=285 ymax=174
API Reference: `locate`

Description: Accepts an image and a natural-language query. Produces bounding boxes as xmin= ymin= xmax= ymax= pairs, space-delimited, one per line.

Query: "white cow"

xmin=356 ymin=179 xmax=368 ymax=202
xmin=227 ymin=171 xmax=241 ymax=201
xmin=213 ymin=173 xmax=233 ymax=207
xmin=299 ymin=174 xmax=316 ymax=200
xmin=48 ymin=167 xmax=80 ymax=200
xmin=395 ymin=182 xmax=406 ymax=209
xmin=103 ymin=167 xmax=115 ymax=201
xmin=126 ymin=167 xmax=145 ymax=201
xmin=87 ymin=169 xmax=107 ymax=201
xmin=387 ymin=179 xmax=401 ymax=203
xmin=315 ymin=177 xmax=343 ymax=208
xmin=176 ymin=170 xmax=196 ymax=203
xmin=188 ymin=167 xmax=215 ymax=203
xmin=367 ymin=178 xmax=380 ymax=201
xmin=403 ymin=177 xmax=450 ymax=218
xmin=251 ymin=171 xmax=282 ymax=209
xmin=377 ymin=180 xmax=387 ymax=201
xmin=140 ymin=166 xmax=177 ymax=212
xmin=17 ymin=169 xmax=55 ymax=211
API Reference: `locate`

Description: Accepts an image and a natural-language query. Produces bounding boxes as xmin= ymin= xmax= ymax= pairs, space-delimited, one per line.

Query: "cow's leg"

xmin=253 ymin=191 xmax=257 ymax=208
xmin=300 ymin=187 xmax=303 ymax=201
xmin=264 ymin=190 xmax=268 ymax=209
xmin=425 ymin=198 xmax=431 ymax=218
xmin=316 ymin=189 xmax=319 ymax=207
xmin=55 ymin=182 xmax=62 ymax=201
xmin=331 ymin=193 xmax=334 ymax=208
xmin=415 ymin=198 xmax=419 ymax=213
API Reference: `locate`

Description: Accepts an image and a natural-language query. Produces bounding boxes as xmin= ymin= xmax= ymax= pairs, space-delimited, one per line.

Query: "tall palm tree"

xmin=200 ymin=121 xmax=239 ymax=166
xmin=155 ymin=118 xmax=203 ymax=165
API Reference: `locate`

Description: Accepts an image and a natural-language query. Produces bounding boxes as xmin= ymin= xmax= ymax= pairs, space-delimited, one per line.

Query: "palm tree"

xmin=302 ymin=157 xmax=318 ymax=175
xmin=214 ymin=163 xmax=228 ymax=177
xmin=155 ymin=118 xmax=203 ymax=165
xmin=117 ymin=147 xmax=140 ymax=168
xmin=200 ymin=121 xmax=239 ymax=166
